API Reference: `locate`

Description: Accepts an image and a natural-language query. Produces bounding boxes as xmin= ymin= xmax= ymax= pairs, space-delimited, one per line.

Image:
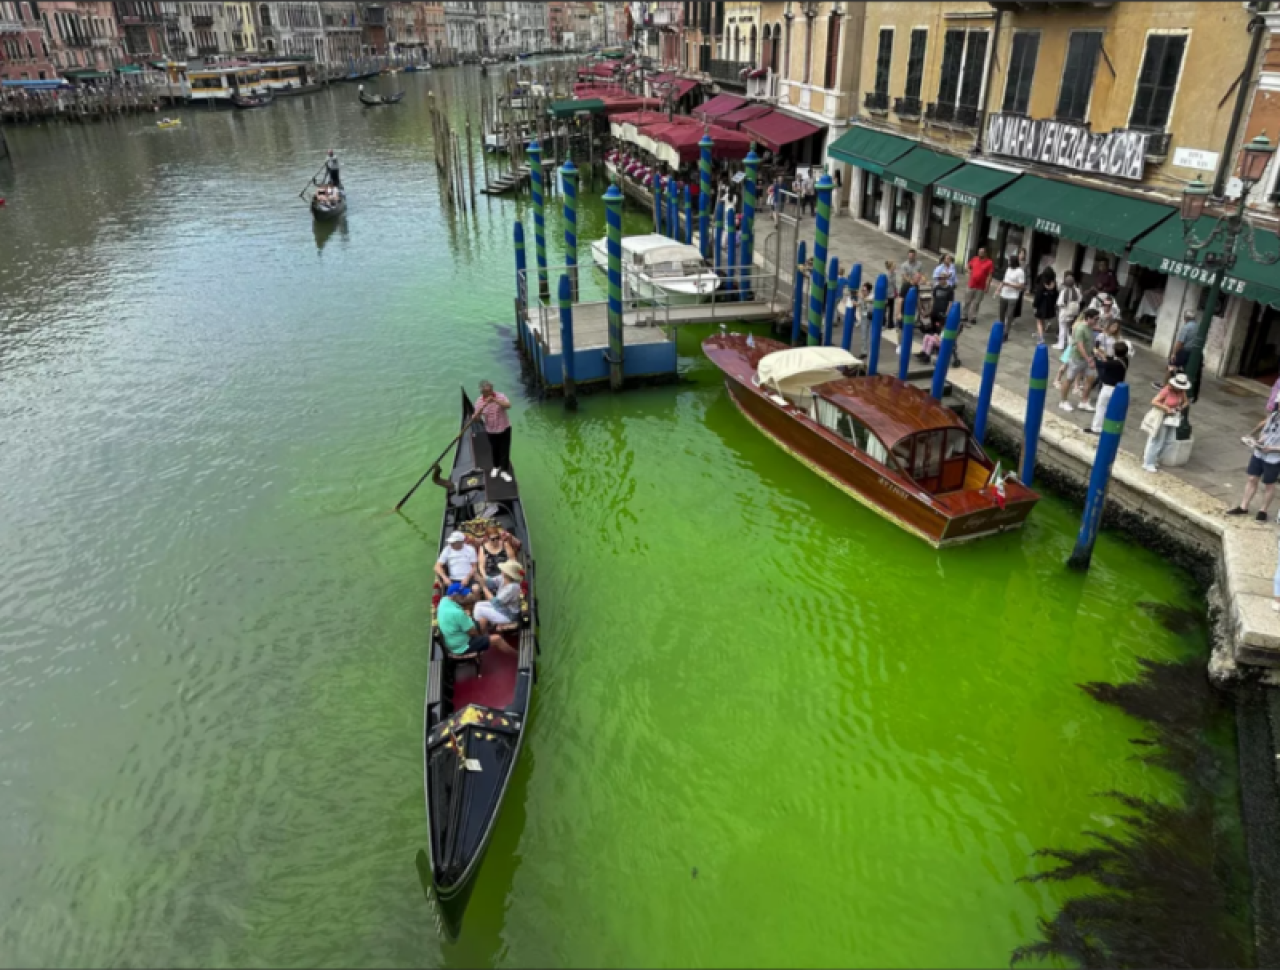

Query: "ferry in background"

xmin=259 ymin=62 xmax=317 ymax=96
xmin=187 ymin=66 xmax=268 ymax=107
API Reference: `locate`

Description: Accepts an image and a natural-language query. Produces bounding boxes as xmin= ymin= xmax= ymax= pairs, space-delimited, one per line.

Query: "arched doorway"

xmin=749 ymin=24 xmax=757 ymax=66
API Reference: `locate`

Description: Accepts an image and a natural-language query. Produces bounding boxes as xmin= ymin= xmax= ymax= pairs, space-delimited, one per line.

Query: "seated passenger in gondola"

xmin=437 ymin=583 xmax=514 ymax=657
xmin=474 ymin=561 xmax=524 ymax=630
xmin=434 ymin=530 xmax=479 ymax=595
xmin=478 ymin=523 xmax=519 ymax=592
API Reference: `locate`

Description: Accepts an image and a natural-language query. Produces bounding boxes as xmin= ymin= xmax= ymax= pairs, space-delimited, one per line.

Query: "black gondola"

xmin=310 ymin=187 xmax=346 ymax=221
xmin=230 ymin=91 xmax=274 ymax=109
xmin=359 ymin=90 xmax=405 ymax=106
xmin=423 ymin=389 xmax=537 ymax=939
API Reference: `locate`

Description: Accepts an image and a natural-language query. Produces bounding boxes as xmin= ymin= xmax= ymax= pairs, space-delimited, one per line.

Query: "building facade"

xmin=361 ymin=2 xmax=387 ymax=55
xmin=828 ymin=0 xmax=1264 ymax=379
xmin=319 ymin=1 xmax=360 ymax=65
xmin=41 ymin=1 xmax=127 ymax=73
xmin=443 ymin=0 xmax=478 ymax=59
xmin=0 ymin=0 xmax=56 ymax=80
xmin=113 ymin=1 xmax=167 ymax=63
xmin=254 ymin=2 xmax=324 ymax=61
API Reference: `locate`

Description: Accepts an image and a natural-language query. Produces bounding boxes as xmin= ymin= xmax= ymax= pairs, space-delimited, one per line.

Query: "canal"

xmin=0 ymin=67 xmax=1243 ymax=967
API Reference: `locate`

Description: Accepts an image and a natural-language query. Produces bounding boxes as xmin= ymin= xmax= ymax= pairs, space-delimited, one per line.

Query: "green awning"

xmin=986 ymin=174 xmax=1176 ymax=255
xmin=549 ymin=98 xmax=606 ymax=118
xmin=880 ymin=146 xmax=964 ymax=195
xmin=63 ymin=69 xmax=112 ymax=80
xmin=1129 ymin=215 xmax=1280 ymax=309
xmin=115 ymin=65 xmax=142 ymax=74
xmin=826 ymin=125 xmax=915 ymax=176
xmin=933 ymin=163 xmax=1021 ymax=208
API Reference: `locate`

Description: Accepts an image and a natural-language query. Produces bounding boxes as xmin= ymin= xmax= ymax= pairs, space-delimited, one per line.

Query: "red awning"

xmin=740 ymin=110 xmax=823 ymax=152
xmin=717 ymin=103 xmax=774 ymax=131
xmin=654 ymin=124 xmax=753 ymax=163
xmin=666 ymin=77 xmax=699 ymax=100
xmin=694 ymin=93 xmax=746 ymax=121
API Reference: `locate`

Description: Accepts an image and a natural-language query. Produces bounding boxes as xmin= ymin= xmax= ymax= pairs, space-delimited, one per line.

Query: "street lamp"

xmin=1180 ymin=133 xmax=1280 ymax=399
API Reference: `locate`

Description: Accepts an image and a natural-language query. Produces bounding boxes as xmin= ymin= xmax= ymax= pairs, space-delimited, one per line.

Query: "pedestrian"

xmin=1033 ymin=258 xmax=1058 ymax=345
xmin=1093 ymin=256 xmax=1120 ymax=300
xmin=1273 ymin=536 xmax=1280 ymax=613
xmin=963 ymin=247 xmax=995 ymax=324
xmin=884 ymin=260 xmax=898 ymax=330
xmin=900 ymin=249 xmax=925 ymax=294
xmin=932 ymin=253 xmax=957 ymax=288
xmin=1226 ymin=409 xmax=1280 ymax=521
xmin=1084 ymin=341 xmax=1129 ymax=434
xmin=1055 ymin=273 xmax=1082 ymax=350
xmin=1158 ymin=310 xmax=1202 ymax=389
xmin=473 ymin=380 xmax=514 ymax=482
xmin=998 ymin=254 xmax=1026 ymax=338
xmin=1057 ymin=307 xmax=1101 ymax=412
xmin=325 ymin=149 xmax=341 ymax=188
xmin=1140 ymin=373 xmax=1191 ymax=473
xmin=1013 ymin=247 xmax=1030 ymax=325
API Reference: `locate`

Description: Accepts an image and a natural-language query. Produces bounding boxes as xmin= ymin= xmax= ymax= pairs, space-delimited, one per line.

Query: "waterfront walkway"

xmin=756 ymin=211 xmax=1280 ymax=667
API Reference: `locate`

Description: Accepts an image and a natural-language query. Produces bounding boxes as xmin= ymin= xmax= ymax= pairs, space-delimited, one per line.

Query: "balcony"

xmin=363 ymin=6 xmax=387 ymax=27
xmin=1129 ymin=128 xmax=1172 ymax=161
xmin=192 ymin=15 xmax=214 ymax=28
xmin=0 ymin=18 xmax=24 ymax=35
xmin=863 ymin=91 xmax=889 ymax=114
xmin=925 ymin=101 xmax=979 ymax=129
xmin=708 ymin=58 xmax=750 ymax=88
xmin=196 ymin=44 xmax=219 ymax=56
xmin=894 ymin=96 xmax=922 ymax=119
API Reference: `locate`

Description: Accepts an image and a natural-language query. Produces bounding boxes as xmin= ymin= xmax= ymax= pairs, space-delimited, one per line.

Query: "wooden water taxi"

xmin=423 ymin=390 xmax=538 ymax=938
xmin=703 ymin=335 xmax=1039 ymax=546
xmin=590 ymin=233 xmax=720 ymax=305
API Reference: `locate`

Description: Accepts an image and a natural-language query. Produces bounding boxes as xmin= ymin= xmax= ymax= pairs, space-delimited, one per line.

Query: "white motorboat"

xmin=590 ymin=233 xmax=721 ymax=306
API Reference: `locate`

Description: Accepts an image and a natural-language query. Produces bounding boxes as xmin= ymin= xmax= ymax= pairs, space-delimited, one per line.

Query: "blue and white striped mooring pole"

xmin=791 ymin=240 xmax=807 ymax=347
xmin=842 ymin=263 xmax=862 ymax=355
xmin=558 ymin=274 xmax=577 ymax=411
xmin=930 ymin=302 xmax=961 ymax=402
xmin=1067 ymin=382 xmax=1131 ymax=571
xmin=898 ymin=285 xmax=918 ymax=381
xmin=727 ymin=226 xmax=739 ymax=302
xmin=867 ymin=273 xmax=886 ymax=376
xmin=667 ymin=178 xmax=678 ymax=241
xmin=1021 ymin=343 xmax=1050 ymax=487
xmin=822 ymin=256 xmax=840 ymax=347
xmin=682 ymin=183 xmax=693 ymax=246
xmin=972 ymin=322 xmax=1005 ymax=445
xmin=604 ymin=183 xmax=625 ymax=391
xmin=652 ymin=170 xmax=661 ymax=233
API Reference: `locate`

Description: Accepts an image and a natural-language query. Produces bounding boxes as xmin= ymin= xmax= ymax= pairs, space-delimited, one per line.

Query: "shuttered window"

xmin=1002 ymin=32 xmax=1039 ymax=114
xmin=904 ymin=29 xmax=927 ymax=101
xmin=1056 ymin=30 xmax=1102 ymax=123
xmin=1129 ymin=33 xmax=1187 ymax=131
xmin=874 ymin=28 xmax=892 ymax=97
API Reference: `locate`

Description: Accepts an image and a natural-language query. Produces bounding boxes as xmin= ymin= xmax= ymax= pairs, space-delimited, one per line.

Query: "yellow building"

xmin=229 ymin=3 xmax=258 ymax=55
xmin=827 ymin=1 xmax=1261 ymax=365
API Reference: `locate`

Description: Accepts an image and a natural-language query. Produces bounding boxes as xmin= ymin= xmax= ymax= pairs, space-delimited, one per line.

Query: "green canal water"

xmin=0 ymin=68 xmax=1228 ymax=967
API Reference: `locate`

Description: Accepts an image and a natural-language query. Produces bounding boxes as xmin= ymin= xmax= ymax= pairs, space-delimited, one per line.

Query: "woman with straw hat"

xmin=474 ymin=561 xmax=525 ymax=629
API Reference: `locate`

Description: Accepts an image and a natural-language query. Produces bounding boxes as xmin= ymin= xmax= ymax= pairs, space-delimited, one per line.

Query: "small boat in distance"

xmin=590 ymin=233 xmax=720 ymax=305
xmin=310 ymin=185 xmax=346 ymax=221
xmin=230 ymin=91 xmax=273 ymax=109
xmin=703 ymin=335 xmax=1039 ymax=546
xmin=156 ymin=117 xmax=182 ymax=129
xmin=423 ymin=390 xmax=538 ymax=938
xmin=358 ymin=85 xmax=405 ymax=106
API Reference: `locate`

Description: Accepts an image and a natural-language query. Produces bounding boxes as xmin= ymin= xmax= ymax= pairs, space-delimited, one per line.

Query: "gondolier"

xmin=473 ymin=381 xmax=513 ymax=482
xmin=324 ymin=149 xmax=341 ymax=188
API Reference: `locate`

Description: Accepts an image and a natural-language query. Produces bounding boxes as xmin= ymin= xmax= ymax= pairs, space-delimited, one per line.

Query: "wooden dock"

xmin=482 ymin=164 xmax=531 ymax=195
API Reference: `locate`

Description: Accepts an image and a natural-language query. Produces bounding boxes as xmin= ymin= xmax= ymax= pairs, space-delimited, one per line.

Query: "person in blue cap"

xmin=436 ymin=582 xmax=513 ymax=658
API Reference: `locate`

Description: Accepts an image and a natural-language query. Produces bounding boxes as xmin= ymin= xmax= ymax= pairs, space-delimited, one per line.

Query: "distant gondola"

xmin=423 ymin=389 xmax=538 ymax=939
xmin=310 ymin=186 xmax=346 ymax=221
xmin=230 ymin=91 xmax=273 ymax=109
xmin=359 ymin=90 xmax=405 ymax=107
xmin=341 ymin=69 xmax=381 ymax=82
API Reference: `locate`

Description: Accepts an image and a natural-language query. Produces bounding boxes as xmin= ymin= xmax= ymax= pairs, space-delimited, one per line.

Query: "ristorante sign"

xmin=986 ymin=112 xmax=1149 ymax=181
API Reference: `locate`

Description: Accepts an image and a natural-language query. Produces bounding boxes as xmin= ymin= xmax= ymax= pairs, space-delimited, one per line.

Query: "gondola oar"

xmin=392 ymin=421 xmax=476 ymax=514
xmin=298 ymin=163 xmax=327 ymax=199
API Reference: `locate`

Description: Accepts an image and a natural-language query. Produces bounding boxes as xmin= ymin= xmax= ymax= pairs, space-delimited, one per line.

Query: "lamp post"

xmin=1180 ymin=133 xmax=1280 ymax=399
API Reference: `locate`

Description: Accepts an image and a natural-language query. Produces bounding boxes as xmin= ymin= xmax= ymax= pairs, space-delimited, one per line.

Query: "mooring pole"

xmin=1067 ymin=383 xmax=1130 ymax=571
xmin=930 ymin=303 xmax=961 ymax=402
xmin=513 ymin=220 xmax=527 ymax=353
xmin=652 ymin=169 xmax=662 ymax=233
xmin=898 ymin=285 xmax=918 ymax=380
xmin=822 ymin=256 xmax=840 ymax=347
xmin=727 ymin=225 xmax=739 ymax=302
xmin=561 ymin=158 xmax=579 ymax=302
xmin=791 ymin=240 xmax=806 ymax=347
xmin=558 ymin=274 xmax=578 ymax=411
xmin=604 ymin=183 xmax=625 ymax=391
xmin=682 ymin=182 xmax=692 ymax=246
xmin=714 ymin=199 xmax=725 ymax=276
xmin=667 ymin=177 xmax=677 ymax=240
xmin=842 ymin=263 xmax=862 ymax=355
xmin=742 ymin=146 xmax=759 ymax=267
xmin=807 ymin=173 xmax=833 ymax=345
xmin=1021 ymin=343 xmax=1050 ymax=487
xmin=867 ymin=273 xmax=886 ymax=376
xmin=699 ymin=132 xmax=713 ymax=259
xmin=529 ymin=141 xmax=548 ymax=302
xmin=973 ymin=322 xmax=1005 ymax=445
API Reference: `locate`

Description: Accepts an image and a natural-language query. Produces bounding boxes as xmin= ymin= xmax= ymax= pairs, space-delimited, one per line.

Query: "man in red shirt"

xmin=962 ymin=247 xmax=995 ymax=324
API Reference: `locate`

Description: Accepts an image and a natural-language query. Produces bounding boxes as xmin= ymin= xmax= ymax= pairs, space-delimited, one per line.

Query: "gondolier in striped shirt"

xmin=325 ymin=149 xmax=341 ymax=188
xmin=473 ymin=381 xmax=513 ymax=482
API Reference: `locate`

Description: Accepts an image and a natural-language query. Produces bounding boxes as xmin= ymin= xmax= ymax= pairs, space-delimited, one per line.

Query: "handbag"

xmin=1140 ymin=407 xmax=1164 ymax=435
xmin=1163 ymin=413 xmax=1183 ymax=428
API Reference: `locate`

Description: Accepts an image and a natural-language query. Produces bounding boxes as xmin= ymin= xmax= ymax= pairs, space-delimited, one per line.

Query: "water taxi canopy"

xmin=757 ymin=347 xmax=861 ymax=396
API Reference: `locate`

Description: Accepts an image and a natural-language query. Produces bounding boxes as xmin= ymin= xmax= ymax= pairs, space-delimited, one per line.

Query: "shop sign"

xmin=986 ymin=112 xmax=1147 ymax=181
xmin=1156 ymin=256 xmax=1247 ymax=296
xmin=935 ymin=185 xmax=979 ymax=208
xmin=1034 ymin=217 xmax=1062 ymax=236
xmin=891 ymin=175 xmax=911 ymax=190
xmin=1172 ymin=146 xmax=1219 ymax=172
